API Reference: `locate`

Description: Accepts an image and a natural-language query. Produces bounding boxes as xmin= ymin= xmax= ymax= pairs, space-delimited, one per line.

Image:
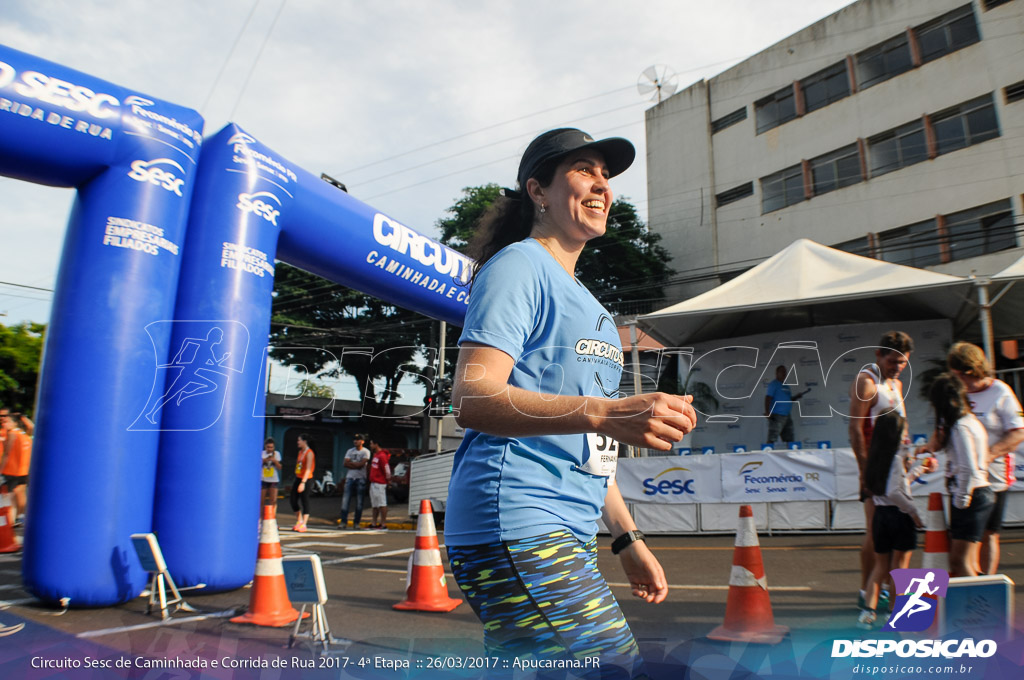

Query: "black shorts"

xmin=984 ymin=489 xmax=1008 ymax=534
xmin=872 ymin=504 xmax=918 ymax=554
xmin=2 ymin=475 xmax=27 ymax=488
xmin=261 ymin=481 xmax=278 ymax=490
xmin=950 ymin=486 xmax=996 ymax=542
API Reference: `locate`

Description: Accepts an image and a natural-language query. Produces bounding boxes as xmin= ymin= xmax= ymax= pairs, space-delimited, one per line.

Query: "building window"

xmin=760 ymin=164 xmax=804 ymax=213
xmin=1005 ymin=80 xmax=1024 ymax=104
xmin=932 ymin=94 xmax=999 ymax=156
xmin=867 ymin=120 xmax=928 ymax=177
xmin=711 ymin=107 xmax=747 ymax=134
xmin=715 ymin=182 xmax=754 ymax=207
xmin=755 ymin=85 xmax=796 ymax=134
xmin=877 ymin=220 xmax=942 ymax=267
xmin=945 ymin=199 xmax=1016 ymax=261
xmin=916 ymin=5 xmax=979 ymax=64
xmin=856 ymin=33 xmax=913 ymax=90
xmin=810 ymin=144 xmax=861 ymax=195
xmin=801 ymin=62 xmax=851 ymax=114
xmin=834 ymin=236 xmax=872 ymax=258
xmin=982 ymin=0 xmax=1014 ymax=10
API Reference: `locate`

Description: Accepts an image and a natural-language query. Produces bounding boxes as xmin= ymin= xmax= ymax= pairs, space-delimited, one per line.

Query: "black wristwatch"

xmin=611 ymin=530 xmax=646 ymax=555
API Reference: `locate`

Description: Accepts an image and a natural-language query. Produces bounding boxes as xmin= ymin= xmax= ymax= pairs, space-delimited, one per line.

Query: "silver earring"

xmin=539 ymin=204 xmax=546 ymax=213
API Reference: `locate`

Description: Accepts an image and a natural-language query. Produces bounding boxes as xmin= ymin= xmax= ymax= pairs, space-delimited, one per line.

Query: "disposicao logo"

xmin=832 ymin=568 xmax=998 ymax=660
xmin=885 ymin=568 xmax=948 ymax=632
xmin=642 ymin=467 xmax=695 ymax=496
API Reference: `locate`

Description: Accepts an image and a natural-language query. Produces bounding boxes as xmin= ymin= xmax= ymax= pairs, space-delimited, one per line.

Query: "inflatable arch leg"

xmin=0 ymin=46 xmax=204 ymax=606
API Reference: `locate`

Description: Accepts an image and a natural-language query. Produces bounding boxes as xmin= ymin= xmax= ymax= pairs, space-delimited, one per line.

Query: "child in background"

xmin=858 ymin=411 xmax=937 ymax=629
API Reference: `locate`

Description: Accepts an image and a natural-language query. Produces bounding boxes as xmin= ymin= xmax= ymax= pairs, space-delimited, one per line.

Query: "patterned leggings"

xmin=447 ymin=530 xmax=644 ymax=678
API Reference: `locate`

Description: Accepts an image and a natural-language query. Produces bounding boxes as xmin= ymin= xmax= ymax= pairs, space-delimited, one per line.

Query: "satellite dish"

xmin=637 ymin=65 xmax=679 ymax=103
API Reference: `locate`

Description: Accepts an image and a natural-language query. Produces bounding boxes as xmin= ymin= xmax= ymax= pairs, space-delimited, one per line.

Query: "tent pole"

xmin=629 ymin=320 xmax=643 ymax=398
xmin=976 ymin=281 xmax=995 ymax=366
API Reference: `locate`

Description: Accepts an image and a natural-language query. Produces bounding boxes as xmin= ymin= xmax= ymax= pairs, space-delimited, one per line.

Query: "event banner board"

xmin=678 ymin=319 xmax=950 ymax=455
xmin=616 ymin=455 xmax=722 ymax=504
xmin=720 ymin=450 xmax=836 ymax=502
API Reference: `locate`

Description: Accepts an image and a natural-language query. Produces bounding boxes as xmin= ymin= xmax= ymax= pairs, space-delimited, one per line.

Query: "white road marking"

xmin=321 ymin=547 xmax=415 ymax=566
xmin=286 ymin=542 xmax=382 ymax=551
xmin=0 ymin=597 xmax=34 ymax=608
xmin=77 ymin=609 xmax=237 ymax=638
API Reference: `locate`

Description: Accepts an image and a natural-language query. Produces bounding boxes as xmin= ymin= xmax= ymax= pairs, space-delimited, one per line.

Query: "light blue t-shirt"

xmin=765 ymin=379 xmax=794 ymax=416
xmin=444 ymin=239 xmax=624 ymax=546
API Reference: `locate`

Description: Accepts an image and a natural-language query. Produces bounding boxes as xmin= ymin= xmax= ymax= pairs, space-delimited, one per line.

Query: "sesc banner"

xmin=721 ymin=450 xmax=835 ymax=502
xmin=616 ymin=455 xmax=722 ymax=504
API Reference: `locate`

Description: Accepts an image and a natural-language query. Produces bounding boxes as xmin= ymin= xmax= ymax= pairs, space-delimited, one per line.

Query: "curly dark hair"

xmin=927 ymin=372 xmax=969 ymax=449
xmin=864 ymin=411 xmax=906 ymax=497
xmin=465 ymin=164 xmax=559 ymax=284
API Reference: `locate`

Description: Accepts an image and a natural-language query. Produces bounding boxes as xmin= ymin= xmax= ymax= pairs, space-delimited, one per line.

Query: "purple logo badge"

xmin=885 ymin=568 xmax=949 ymax=632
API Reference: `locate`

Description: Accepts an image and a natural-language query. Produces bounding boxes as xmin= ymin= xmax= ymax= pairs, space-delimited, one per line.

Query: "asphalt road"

xmin=1 ymin=499 xmax=1022 ymax=678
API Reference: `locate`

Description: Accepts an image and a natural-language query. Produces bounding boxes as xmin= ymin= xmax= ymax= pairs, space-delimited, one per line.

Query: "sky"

xmin=0 ymin=0 xmax=857 ymax=328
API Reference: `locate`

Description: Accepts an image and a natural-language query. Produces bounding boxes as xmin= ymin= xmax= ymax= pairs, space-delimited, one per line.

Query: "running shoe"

xmin=878 ymin=589 xmax=891 ymax=611
xmin=295 ymin=524 xmax=307 ymax=533
xmin=857 ymin=609 xmax=877 ymax=630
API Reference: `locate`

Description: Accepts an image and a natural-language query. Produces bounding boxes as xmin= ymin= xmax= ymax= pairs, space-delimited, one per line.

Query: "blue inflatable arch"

xmin=1 ymin=45 xmax=473 ymax=605
xmin=151 ymin=123 xmax=473 ymax=592
xmin=0 ymin=44 xmax=204 ymax=605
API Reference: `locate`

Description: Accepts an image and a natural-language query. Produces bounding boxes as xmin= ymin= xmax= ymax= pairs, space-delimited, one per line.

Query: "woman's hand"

xmin=594 ymin=392 xmax=697 ymax=451
xmin=618 ymin=540 xmax=668 ymax=603
xmin=297 ymin=481 xmax=305 ymax=493
xmin=922 ymin=456 xmax=938 ymax=474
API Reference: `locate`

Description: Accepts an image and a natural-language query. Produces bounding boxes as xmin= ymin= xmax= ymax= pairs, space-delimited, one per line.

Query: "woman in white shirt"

xmin=928 ymin=373 xmax=995 ymax=577
xmin=947 ymin=342 xmax=1024 ymax=574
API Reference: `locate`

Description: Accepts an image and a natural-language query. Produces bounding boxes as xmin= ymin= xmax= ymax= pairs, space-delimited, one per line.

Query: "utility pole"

xmin=435 ymin=320 xmax=446 ymax=453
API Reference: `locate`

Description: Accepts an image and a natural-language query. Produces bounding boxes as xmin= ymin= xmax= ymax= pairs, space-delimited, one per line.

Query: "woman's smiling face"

xmin=534 ymin=150 xmax=612 ymax=244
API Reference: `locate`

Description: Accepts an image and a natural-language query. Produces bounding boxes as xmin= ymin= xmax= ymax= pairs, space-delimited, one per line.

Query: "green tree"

xmin=0 ymin=322 xmax=45 ymax=415
xmin=268 ymin=263 xmax=436 ymax=424
xmin=294 ymin=379 xmax=335 ymax=400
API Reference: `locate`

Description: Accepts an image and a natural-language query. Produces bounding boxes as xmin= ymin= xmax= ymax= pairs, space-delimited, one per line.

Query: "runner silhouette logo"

xmin=885 ymin=568 xmax=949 ymax=632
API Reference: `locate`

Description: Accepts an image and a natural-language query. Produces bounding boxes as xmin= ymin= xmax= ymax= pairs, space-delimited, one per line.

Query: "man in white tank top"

xmin=848 ymin=331 xmax=914 ymax=606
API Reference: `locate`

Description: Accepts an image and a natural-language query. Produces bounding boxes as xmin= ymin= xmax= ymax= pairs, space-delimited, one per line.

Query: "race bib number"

xmin=262 ymin=466 xmax=274 ymax=479
xmin=581 ymin=433 xmax=619 ymax=477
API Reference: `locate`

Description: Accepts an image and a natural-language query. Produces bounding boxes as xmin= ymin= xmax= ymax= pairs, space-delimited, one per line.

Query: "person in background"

xmin=927 ymin=373 xmax=995 ymax=577
xmin=946 ymin=342 xmax=1024 ymax=574
xmin=857 ymin=411 xmax=937 ymax=629
xmin=367 ymin=438 xmax=391 ymax=529
xmin=260 ymin=436 xmax=282 ymax=508
xmin=289 ymin=433 xmax=315 ymax=532
xmin=0 ymin=409 xmax=32 ymax=527
xmin=338 ymin=434 xmax=370 ymax=530
xmin=764 ymin=364 xmax=810 ymax=447
xmin=848 ymin=331 xmax=914 ymax=610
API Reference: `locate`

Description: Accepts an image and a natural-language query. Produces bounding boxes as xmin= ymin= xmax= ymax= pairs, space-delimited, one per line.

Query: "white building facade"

xmin=646 ymin=0 xmax=1024 ymax=302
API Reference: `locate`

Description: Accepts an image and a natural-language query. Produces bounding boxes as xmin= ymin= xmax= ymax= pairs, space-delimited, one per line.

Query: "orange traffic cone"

xmin=0 ymin=487 xmax=20 ymax=553
xmin=921 ymin=492 xmax=950 ymax=571
xmin=393 ymin=500 xmax=461 ymax=612
xmin=231 ymin=504 xmax=308 ymax=627
xmin=708 ymin=505 xmax=789 ymax=644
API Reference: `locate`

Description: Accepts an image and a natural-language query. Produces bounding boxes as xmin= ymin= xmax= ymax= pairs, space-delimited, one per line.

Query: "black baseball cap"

xmin=517 ymin=128 xmax=635 ymax=190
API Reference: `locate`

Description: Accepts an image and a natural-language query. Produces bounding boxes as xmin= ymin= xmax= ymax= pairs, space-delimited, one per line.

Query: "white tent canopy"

xmin=988 ymin=254 xmax=1024 ymax=341
xmin=639 ymin=239 xmax=979 ymax=345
